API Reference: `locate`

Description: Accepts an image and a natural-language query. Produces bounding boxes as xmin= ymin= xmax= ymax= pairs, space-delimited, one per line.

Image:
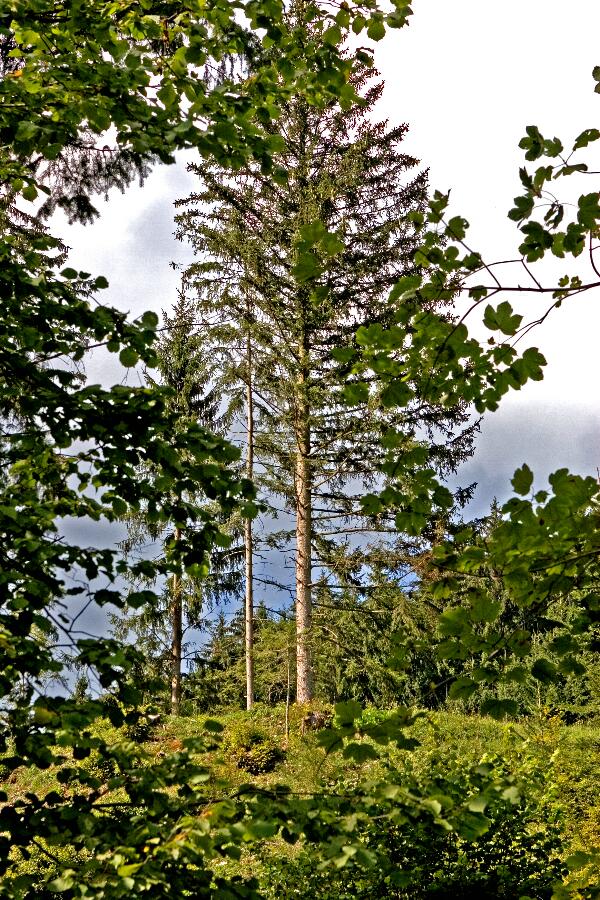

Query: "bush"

xmin=222 ymin=719 xmax=284 ymax=775
xmin=260 ymin=750 xmax=566 ymax=899
xmin=83 ymin=749 xmax=117 ymax=783
xmin=123 ymin=705 xmax=162 ymax=742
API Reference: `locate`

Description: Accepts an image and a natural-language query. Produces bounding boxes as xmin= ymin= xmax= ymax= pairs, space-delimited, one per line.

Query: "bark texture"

xmin=170 ymin=528 xmax=182 ymax=715
xmin=295 ymin=373 xmax=313 ymax=702
xmin=245 ymin=335 xmax=254 ymax=710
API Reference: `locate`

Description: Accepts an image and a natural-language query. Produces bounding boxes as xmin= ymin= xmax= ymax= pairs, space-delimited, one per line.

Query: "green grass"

xmin=159 ymin=705 xmax=600 ymax=892
xmin=4 ymin=706 xmax=598 ymax=845
xmin=3 ymin=706 xmax=599 ymax=896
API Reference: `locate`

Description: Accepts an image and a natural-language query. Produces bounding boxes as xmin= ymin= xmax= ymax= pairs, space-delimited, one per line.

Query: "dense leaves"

xmin=0 ymin=1 xmax=427 ymax=895
xmin=1 ymin=1 xmax=600 ymax=897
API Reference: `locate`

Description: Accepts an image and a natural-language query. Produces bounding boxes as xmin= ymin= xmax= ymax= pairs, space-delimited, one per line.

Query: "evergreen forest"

xmin=0 ymin=1 xmax=599 ymax=898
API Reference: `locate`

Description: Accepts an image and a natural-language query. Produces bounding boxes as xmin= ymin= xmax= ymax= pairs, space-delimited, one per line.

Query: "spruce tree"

xmin=174 ymin=15 xmax=476 ymax=702
xmin=120 ymin=293 xmax=244 ymax=714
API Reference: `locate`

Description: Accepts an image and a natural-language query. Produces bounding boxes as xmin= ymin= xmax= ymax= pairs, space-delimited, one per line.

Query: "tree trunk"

xmin=245 ymin=333 xmax=255 ymax=710
xmin=295 ymin=389 xmax=313 ymax=703
xmin=293 ymin=93 xmax=314 ymax=703
xmin=170 ymin=526 xmax=182 ymax=716
xmin=285 ymin=643 xmax=291 ymax=747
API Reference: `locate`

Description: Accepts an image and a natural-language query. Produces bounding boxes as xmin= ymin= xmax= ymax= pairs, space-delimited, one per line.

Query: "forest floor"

xmin=166 ymin=705 xmax=600 ymax=891
xmin=4 ymin=706 xmax=599 ymax=895
xmin=215 ymin=706 xmax=597 ymax=831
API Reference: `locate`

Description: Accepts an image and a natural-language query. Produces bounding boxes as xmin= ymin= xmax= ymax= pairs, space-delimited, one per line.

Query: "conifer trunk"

xmin=294 ymin=93 xmax=314 ymax=704
xmin=295 ymin=367 xmax=313 ymax=703
xmin=245 ymin=333 xmax=255 ymax=710
xmin=170 ymin=526 xmax=182 ymax=716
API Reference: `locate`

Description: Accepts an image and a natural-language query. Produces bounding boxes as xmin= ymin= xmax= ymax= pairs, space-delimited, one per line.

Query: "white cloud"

xmin=376 ymin=0 xmax=600 ymax=410
xmin=51 ymin=3 xmax=600 ymax=504
xmin=374 ymin=0 xmax=600 ymax=501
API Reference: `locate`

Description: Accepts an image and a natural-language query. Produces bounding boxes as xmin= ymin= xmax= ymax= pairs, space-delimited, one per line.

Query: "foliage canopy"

xmin=0 ymin=0 xmax=599 ymax=896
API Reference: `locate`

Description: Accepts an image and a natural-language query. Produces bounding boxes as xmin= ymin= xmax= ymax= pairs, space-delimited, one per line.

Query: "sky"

xmin=374 ymin=0 xmax=600 ymax=508
xmin=52 ymin=0 xmax=600 ymax=607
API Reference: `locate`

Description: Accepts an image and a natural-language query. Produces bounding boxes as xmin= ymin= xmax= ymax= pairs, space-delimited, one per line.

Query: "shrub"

xmin=222 ymin=719 xmax=283 ymax=775
xmin=123 ymin=706 xmax=162 ymax=743
xmin=260 ymin=750 xmax=565 ymax=899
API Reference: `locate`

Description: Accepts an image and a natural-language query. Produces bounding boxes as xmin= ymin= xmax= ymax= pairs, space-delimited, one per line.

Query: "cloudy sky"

xmin=54 ymin=0 xmax=600 ymax=522
xmin=376 ymin=0 xmax=600 ymax=508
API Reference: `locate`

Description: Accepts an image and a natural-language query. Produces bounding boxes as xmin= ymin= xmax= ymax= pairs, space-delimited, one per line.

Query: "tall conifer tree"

xmin=174 ymin=11 xmax=475 ymax=701
xmin=121 ymin=293 xmax=244 ymax=713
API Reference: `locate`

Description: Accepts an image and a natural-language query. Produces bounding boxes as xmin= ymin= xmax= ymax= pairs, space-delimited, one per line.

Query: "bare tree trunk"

xmin=293 ymin=97 xmax=315 ymax=704
xmin=295 ymin=387 xmax=313 ymax=703
xmin=285 ymin=644 xmax=291 ymax=747
xmin=170 ymin=526 xmax=182 ymax=716
xmin=245 ymin=333 xmax=254 ymax=711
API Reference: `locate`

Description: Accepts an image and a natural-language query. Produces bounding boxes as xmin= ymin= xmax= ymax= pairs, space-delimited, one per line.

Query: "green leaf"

xmin=480 ymin=698 xmax=519 ymax=720
xmin=48 ymin=873 xmax=76 ymax=892
xmin=456 ymin=811 xmax=491 ymax=840
xmin=298 ymin=221 xmax=325 ymax=244
xmin=519 ymin=221 xmax=553 ymax=261
xmin=520 ymin=347 xmax=546 ymax=380
xmin=33 ymin=706 xmax=56 ymax=725
xmin=566 ymin=850 xmax=595 ymax=870
xmin=389 ymin=274 xmax=422 ymax=302
xmin=343 ymin=382 xmax=369 ymax=405
xmin=334 ymin=700 xmax=363 ymax=727
xmin=508 ymin=194 xmax=534 ymax=222
xmin=22 ymin=183 xmax=38 ymax=201
xmin=573 ymin=128 xmax=600 ymax=150
xmin=472 ymin=666 xmax=499 ymax=684
xmin=446 ymin=216 xmax=468 ymax=241
xmin=548 ymin=633 xmax=578 ymax=656
xmin=203 ymin=719 xmax=224 ymax=733
xmin=542 ymin=136 xmax=562 ymax=157
xmin=367 ymin=17 xmax=386 ymax=41
xmin=16 ymin=120 xmax=38 ymax=141
xmin=117 ymin=863 xmax=142 ymax=877
xmin=577 ymin=192 xmax=600 ymax=228
xmin=438 ymin=606 xmax=470 ymax=637
xmin=351 ymin=14 xmax=366 ymax=34
xmin=320 ymin=231 xmax=344 ymax=257
xmin=323 ymin=24 xmax=342 ymax=45
xmin=531 ymin=657 xmax=558 ymax=684
xmin=380 ymin=380 xmax=411 ymax=408
xmin=483 ymin=301 xmax=523 ymax=335
xmin=335 ymin=8 xmax=350 ymax=28
xmin=292 ymin=252 xmax=323 ymax=282
xmin=111 ymin=497 xmax=127 ymax=517
xmin=413 ymin=249 xmax=431 ymax=268
xmin=119 ymin=347 xmax=139 ymax=367
xmin=421 ymin=798 xmax=442 ymax=817
xmin=127 ymin=590 xmax=156 ymax=609
xmin=449 ymin=677 xmax=478 ymax=701
xmin=316 ymin=728 xmax=344 ymax=753
xmin=343 ymin=742 xmax=379 ymax=762
xmin=501 ymin=785 xmax=521 ymax=804
xmin=466 ymin=793 xmax=488 ymax=813
xmin=470 ymin=593 xmax=502 ymax=623
xmin=331 ymin=347 xmax=356 ymax=364
xmin=519 ymin=125 xmax=544 ymax=161
xmin=511 ymin=463 xmax=534 ymax=495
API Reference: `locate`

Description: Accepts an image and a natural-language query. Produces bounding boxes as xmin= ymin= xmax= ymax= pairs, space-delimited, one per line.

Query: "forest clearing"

xmin=1 ymin=0 xmax=599 ymax=897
